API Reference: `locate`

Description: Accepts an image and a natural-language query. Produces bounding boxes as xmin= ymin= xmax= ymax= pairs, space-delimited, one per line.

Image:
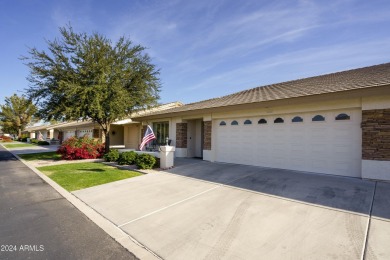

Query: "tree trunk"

xmin=98 ymin=123 xmax=111 ymax=154
xmin=105 ymin=132 xmax=110 ymax=154
xmin=18 ymin=128 xmax=22 ymax=138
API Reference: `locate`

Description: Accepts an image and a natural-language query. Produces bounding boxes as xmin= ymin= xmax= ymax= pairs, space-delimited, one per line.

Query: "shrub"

xmin=104 ymin=149 xmax=120 ymax=162
xmin=57 ymin=136 xmax=105 ymax=160
xmin=30 ymin=138 xmax=39 ymax=144
xmin=136 ymin=154 xmax=157 ymax=169
xmin=0 ymin=135 xmax=13 ymax=142
xmin=21 ymin=137 xmax=28 ymax=142
xmin=118 ymin=151 xmax=138 ymax=165
xmin=155 ymin=157 xmax=160 ymax=168
xmin=38 ymin=141 xmax=50 ymax=145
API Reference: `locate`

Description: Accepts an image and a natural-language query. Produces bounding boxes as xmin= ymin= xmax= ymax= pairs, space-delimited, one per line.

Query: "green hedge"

xmin=136 ymin=153 xmax=157 ymax=169
xmin=104 ymin=149 xmax=120 ymax=162
xmin=118 ymin=151 xmax=138 ymax=165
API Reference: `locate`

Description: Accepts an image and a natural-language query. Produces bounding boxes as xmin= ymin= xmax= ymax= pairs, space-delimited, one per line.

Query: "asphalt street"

xmin=0 ymin=146 xmax=137 ymax=260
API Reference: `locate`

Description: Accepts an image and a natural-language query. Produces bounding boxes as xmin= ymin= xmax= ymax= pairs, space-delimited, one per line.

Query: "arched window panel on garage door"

xmin=244 ymin=119 xmax=252 ymax=125
xmin=335 ymin=113 xmax=350 ymax=120
xmin=231 ymin=120 xmax=239 ymax=125
xmin=258 ymin=118 xmax=267 ymax=124
xmin=292 ymin=116 xmax=303 ymax=123
xmin=219 ymin=121 xmax=226 ymax=126
xmin=312 ymin=115 xmax=325 ymax=122
xmin=274 ymin=117 xmax=284 ymax=123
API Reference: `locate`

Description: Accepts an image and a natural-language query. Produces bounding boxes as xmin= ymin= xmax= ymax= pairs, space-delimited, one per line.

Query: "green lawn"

xmin=3 ymin=143 xmax=35 ymax=148
xmin=18 ymin=151 xmax=61 ymax=161
xmin=38 ymin=162 xmax=141 ymax=191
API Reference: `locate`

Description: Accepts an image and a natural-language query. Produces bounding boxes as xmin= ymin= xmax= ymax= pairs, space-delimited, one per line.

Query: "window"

xmin=93 ymin=129 xmax=100 ymax=138
xmin=312 ymin=115 xmax=325 ymax=122
xmin=219 ymin=121 xmax=226 ymax=126
xmin=274 ymin=117 xmax=284 ymax=123
xmin=244 ymin=119 xmax=252 ymax=125
xmin=258 ymin=118 xmax=267 ymax=124
xmin=231 ymin=120 xmax=239 ymax=125
xmin=292 ymin=116 xmax=303 ymax=123
xmin=153 ymin=122 xmax=169 ymax=145
xmin=335 ymin=113 xmax=350 ymax=120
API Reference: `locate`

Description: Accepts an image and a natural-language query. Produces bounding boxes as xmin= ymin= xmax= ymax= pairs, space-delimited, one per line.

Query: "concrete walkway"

xmin=73 ymin=158 xmax=390 ymax=260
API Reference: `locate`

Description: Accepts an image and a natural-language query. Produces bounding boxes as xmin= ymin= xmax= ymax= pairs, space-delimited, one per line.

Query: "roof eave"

xmin=134 ymin=85 xmax=390 ymax=120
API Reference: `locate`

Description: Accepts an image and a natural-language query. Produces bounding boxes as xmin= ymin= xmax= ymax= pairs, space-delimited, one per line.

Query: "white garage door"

xmin=63 ymin=130 xmax=76 ymax=140
xmin=215 ymin=109 xmax=362 ymax=177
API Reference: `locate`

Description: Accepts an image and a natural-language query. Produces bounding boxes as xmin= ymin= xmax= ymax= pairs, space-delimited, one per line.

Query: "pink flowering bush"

xmin=0 ymin=135 xmax=13 ymax=142
xmin=57 ymin=136 xmax=105 ymax=160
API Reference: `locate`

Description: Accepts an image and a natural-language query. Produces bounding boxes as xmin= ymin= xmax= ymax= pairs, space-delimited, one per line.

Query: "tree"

xmin=0 ymin=94 xmax=38 ymax=137
xmin=23 ymin=25 xmax=161 ymax=152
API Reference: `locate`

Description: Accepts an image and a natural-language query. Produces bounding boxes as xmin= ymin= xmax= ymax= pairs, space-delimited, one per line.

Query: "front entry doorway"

xmin=187 ymin=119 xmax=203 ymax=158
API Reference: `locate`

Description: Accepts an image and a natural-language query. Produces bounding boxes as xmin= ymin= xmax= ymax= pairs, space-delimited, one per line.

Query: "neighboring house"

xmin=53 ymin=119 xmax=128 ymax=147
xmin=24 ymin=124 xmax=53 ymax=140
xmin=24 ymin=102 xmax=183 ymax=147
xmin=114 ymin=102 xmax=183 ymax=149
xmin=50 ymin=120 xmax=103 ymax=143
xmin=25 ymin=121 xmax=106 ymax=143
xmin=130 ymin=62 xmax=390 ymax=181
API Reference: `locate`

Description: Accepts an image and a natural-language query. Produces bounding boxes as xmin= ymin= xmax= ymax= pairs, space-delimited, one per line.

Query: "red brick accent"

xmin=176 ymin=123 xmax=187 ymax=148
xmin=362 ymin=109 xmax=390 ymax=161
xmin=203 ymin=121 xmax=212 ymax=150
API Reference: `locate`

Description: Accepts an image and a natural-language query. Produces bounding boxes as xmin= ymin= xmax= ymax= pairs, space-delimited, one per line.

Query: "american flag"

xmin=139 ymin=125 xmax=156 ymax=150
xmin=38 ymin=131 xmax=44 ymax=141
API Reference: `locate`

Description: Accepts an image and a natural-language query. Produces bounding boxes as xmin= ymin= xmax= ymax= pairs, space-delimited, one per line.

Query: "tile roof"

xmin=49 ymin=120 xmax=96 ymax=129
xmin=24 ymin=124 xmax=52 ymax=132
xmin=134 ymin=62 xmax=390 ymax=117
xmin=25 ymin=102 xmax=183 ymax=131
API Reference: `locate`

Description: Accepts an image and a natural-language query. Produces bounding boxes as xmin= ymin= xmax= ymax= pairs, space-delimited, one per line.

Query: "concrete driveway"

xmin=73 ymin=158 xmax=390 ymax=260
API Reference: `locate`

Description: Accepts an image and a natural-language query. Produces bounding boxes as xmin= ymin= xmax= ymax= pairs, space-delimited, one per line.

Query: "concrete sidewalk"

xmin=6 ymin=143 xmax=60 ymax=154
xmin=0 ymin=146 xmax=137 ymax=260
xmin=73 ymin=159 xmax=390 ymax=260
xmin=2 ymin=143 xmax=159 ymax=260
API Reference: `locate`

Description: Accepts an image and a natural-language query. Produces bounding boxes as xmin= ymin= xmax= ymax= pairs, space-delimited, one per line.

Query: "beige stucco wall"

xmin=362 ymin=95 xmax=390 ymax=110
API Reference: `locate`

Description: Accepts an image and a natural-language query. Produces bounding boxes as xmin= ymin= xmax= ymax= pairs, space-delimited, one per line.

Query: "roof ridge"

xmin=180 ymin=62 xmax=390 ymax=107
xmin=133 ymin=61 xmax=390 ymax=118
xmin=229 ymin=62 xmax=390 ymax=97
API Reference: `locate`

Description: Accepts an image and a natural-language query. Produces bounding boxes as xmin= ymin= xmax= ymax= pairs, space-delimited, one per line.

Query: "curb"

xmin=4 ymin=146 xmax=160 ymax=260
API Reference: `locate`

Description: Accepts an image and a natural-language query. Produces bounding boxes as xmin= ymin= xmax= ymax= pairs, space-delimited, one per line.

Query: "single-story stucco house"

xmin=24 ymin=102 xmax=183 ymax=147
xmin=24 ymin=124 xmax=60 ymax=140
xmin=23 ymin=121 xmax=95 ymax=141
xmin=23 ymin=62 xmax=390 ymax=181
xmin=130 ymin=62 xmax=390 ymax=181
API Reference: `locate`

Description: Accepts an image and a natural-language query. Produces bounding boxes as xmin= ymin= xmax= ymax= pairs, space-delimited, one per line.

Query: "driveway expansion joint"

xmin=362 ymin=181 xmax=377 ymax=260
xmin=117 ymin=171 xmax=258 ymax=228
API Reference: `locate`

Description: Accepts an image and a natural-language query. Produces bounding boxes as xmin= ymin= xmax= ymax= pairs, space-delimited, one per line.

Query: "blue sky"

xmin=1 ymin=0 xmax=390 ymax=106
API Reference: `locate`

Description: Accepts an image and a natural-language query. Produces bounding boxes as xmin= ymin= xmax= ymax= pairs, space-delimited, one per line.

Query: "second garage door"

xmin=215 ymin=109 xmax=362 ymax=177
